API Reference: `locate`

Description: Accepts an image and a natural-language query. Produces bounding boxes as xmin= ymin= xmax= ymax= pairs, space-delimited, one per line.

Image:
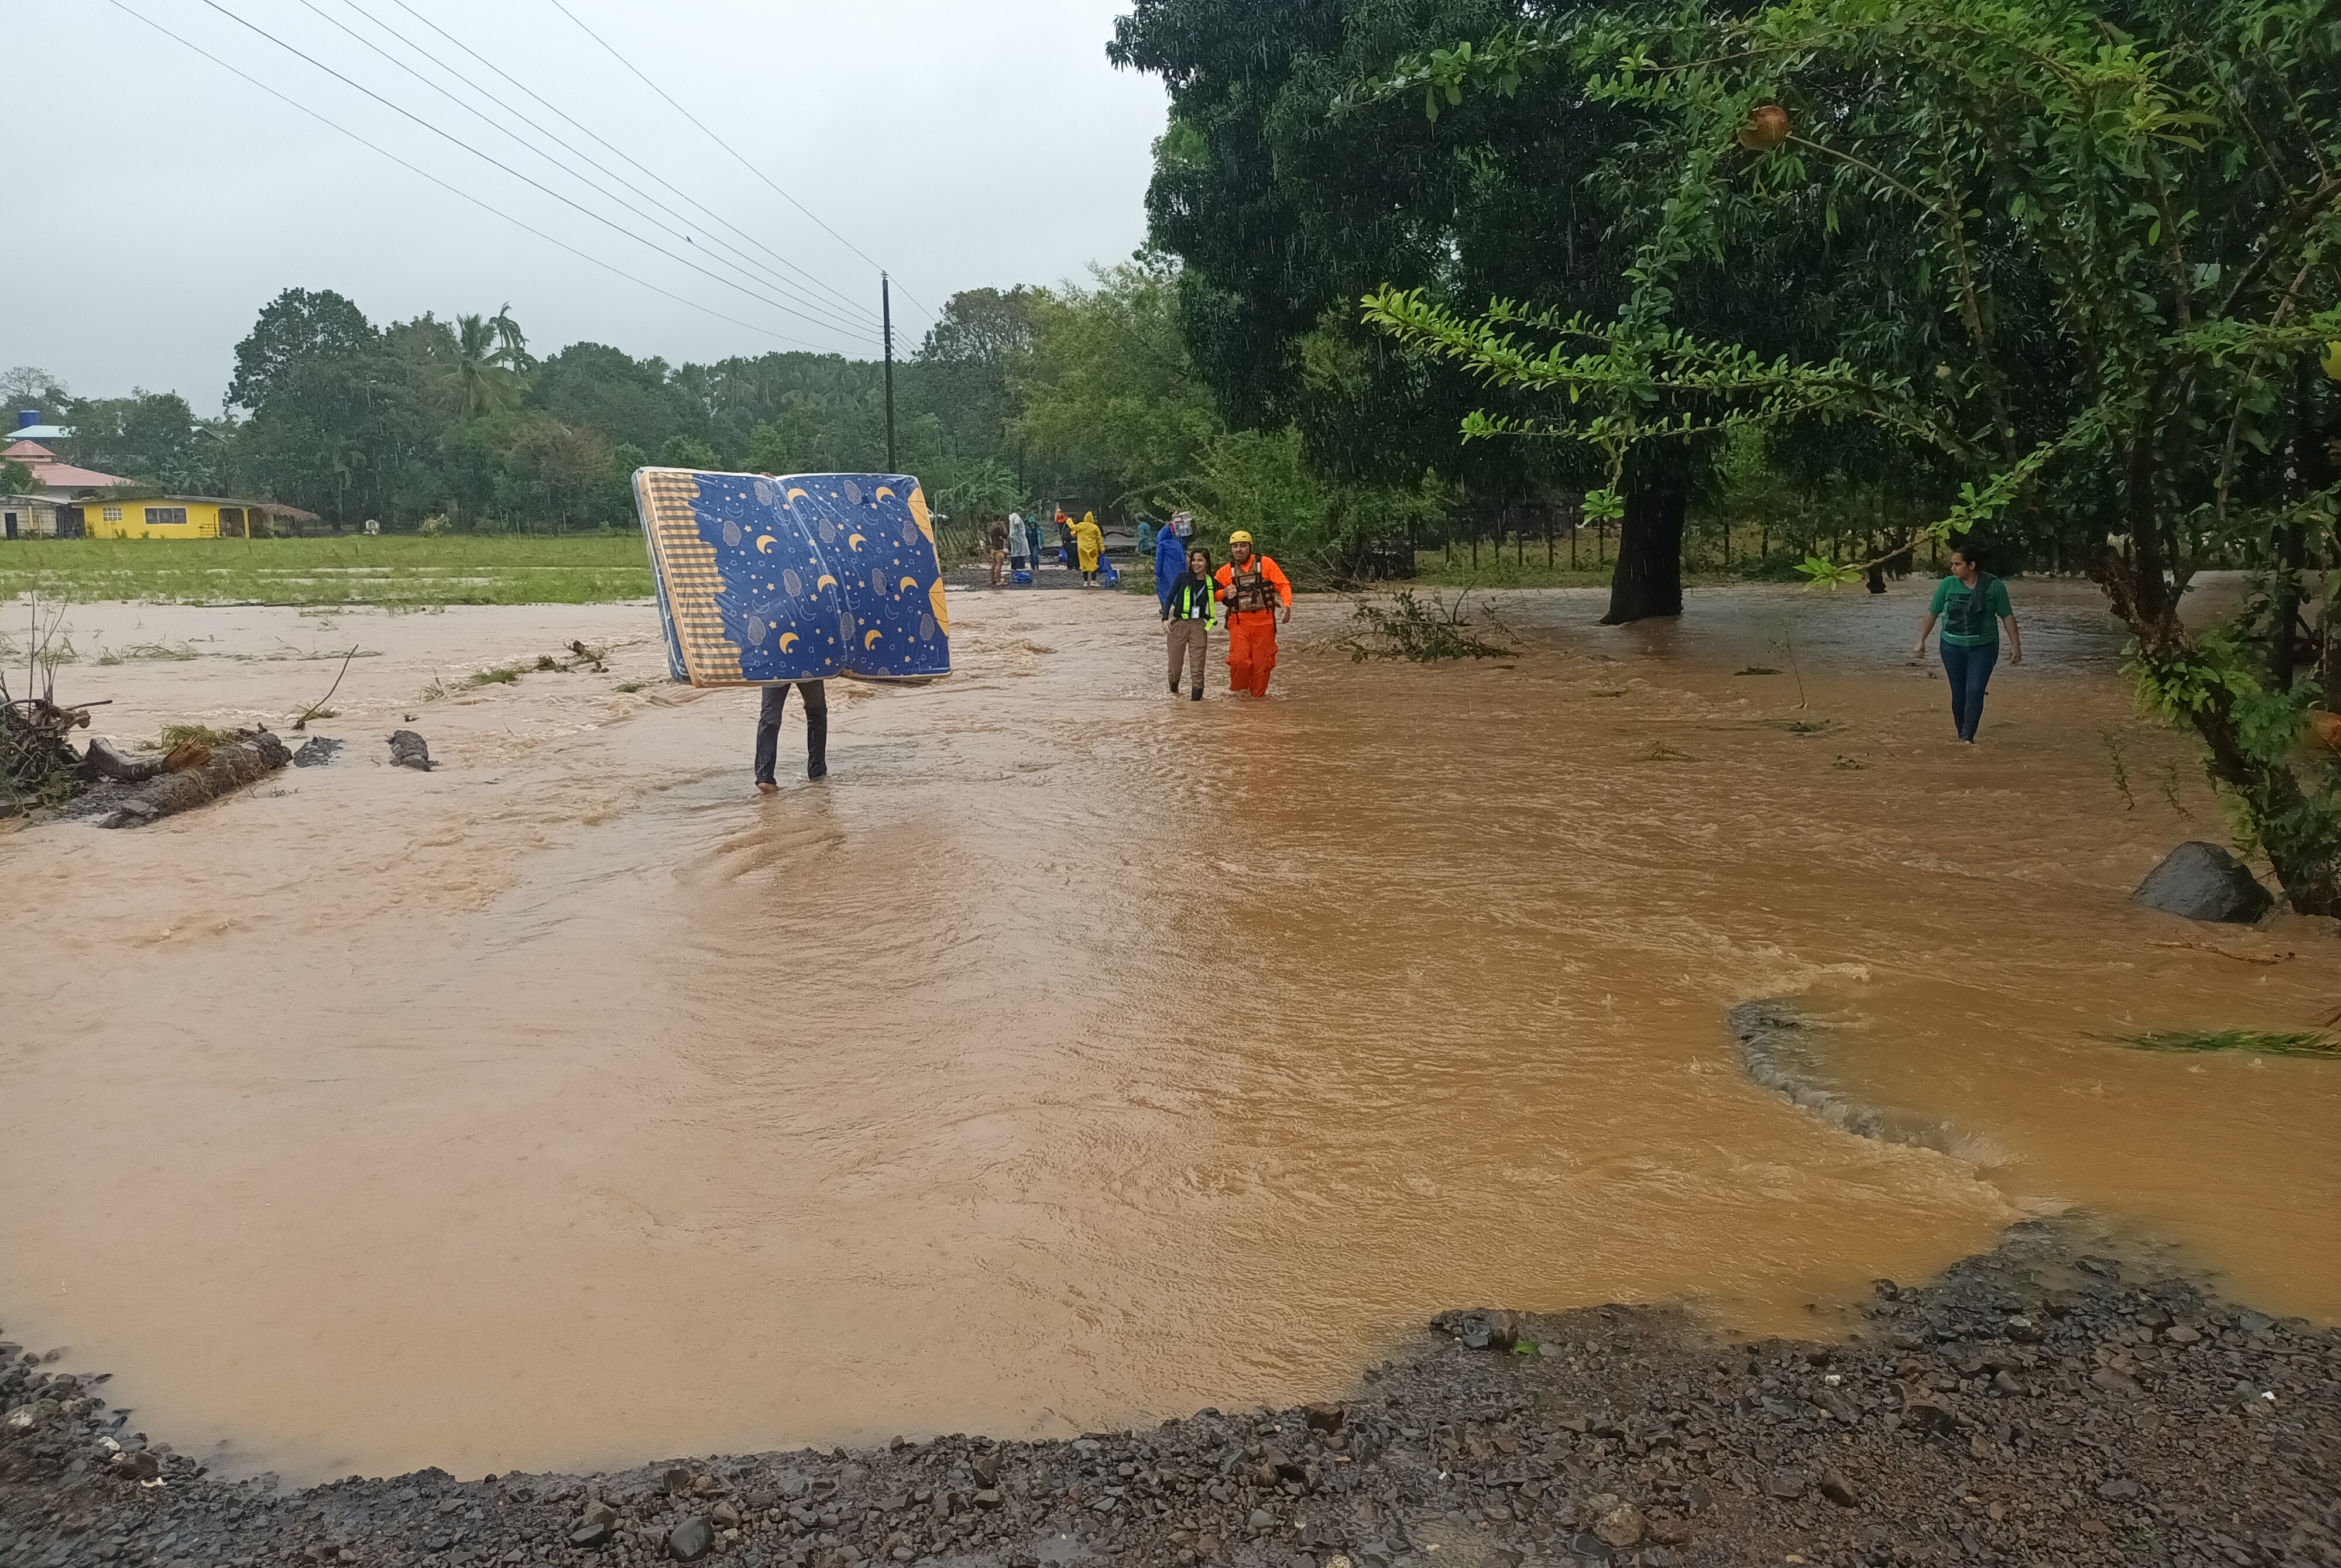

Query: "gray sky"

xmin=4 ymin=1 xmax=1166 ymax=414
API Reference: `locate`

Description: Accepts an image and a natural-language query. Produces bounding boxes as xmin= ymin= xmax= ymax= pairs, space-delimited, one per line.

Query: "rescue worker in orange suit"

xmin=1213 ymin=531 xmax=1293 ymax=697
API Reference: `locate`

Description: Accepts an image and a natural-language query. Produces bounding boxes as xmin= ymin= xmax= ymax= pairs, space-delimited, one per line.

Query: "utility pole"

xmin=881 ymin=273 xmax=898 ymax=473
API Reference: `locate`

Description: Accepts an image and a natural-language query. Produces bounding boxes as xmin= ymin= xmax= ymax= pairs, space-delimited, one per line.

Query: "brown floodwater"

xmin=1 ymin=579 xmax=2335 ymax=1487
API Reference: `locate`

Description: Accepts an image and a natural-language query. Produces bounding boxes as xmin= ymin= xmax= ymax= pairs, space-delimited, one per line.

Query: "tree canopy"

xmin=1345 ymin=0 xmax=2341 ymax=904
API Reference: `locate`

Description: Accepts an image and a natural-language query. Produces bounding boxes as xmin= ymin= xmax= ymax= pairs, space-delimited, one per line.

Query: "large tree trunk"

xmin=97 ymin=730 xmax=291 ymax=829
xmin=1601 ymin=456 xmax=1686 ymax=625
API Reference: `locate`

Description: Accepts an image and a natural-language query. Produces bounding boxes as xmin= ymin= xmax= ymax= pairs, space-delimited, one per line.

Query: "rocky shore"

xmin=3 ymin=1222 xmax=2334 ymax=1568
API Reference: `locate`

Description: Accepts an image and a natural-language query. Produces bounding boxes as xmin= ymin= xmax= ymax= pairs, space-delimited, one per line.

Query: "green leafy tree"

xmin=1357 ymin=0 xmax=2341 ymax=909
xmin=658 ymin=434 xmax=722 ymax=470
xmin=534 ymin=343 xmax=699 ymax=457
xmin=64 ymin=391 xmax=201 ymax=483
xmin=1017 ymin=255 xmax=1221 ymax=509
xmin=914 ymin=287 xmax=1039 ymax=476
xmin=228 ymin=288 xmax=377 ymax=412
xmin=1110 ymin=0 xmax=1696 ymax=608
xmin=936 ymin=458 xmax=1023 ymax=521
xmin=0 ymin=459 xmax=34 ymax=496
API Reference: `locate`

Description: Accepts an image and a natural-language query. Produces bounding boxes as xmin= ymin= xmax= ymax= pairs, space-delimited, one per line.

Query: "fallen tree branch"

xmin=294 ymin=645 xmax=361 ymax=731
xmin=98 ymin=730 xmax=291 ymax=828
xmin=2149 ymin=938 xmax=2294 ymax=965
xmin=82 ymin=738 xmax=165 ymax=783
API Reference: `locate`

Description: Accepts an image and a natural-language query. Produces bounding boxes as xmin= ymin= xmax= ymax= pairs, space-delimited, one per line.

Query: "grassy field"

xmin=0 ymin=534 xmax=654 ymax=607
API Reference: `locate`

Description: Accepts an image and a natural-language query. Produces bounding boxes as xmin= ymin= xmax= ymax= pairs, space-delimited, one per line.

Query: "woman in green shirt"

xmin=1914 ymin=541 xmax=2022 ymax=742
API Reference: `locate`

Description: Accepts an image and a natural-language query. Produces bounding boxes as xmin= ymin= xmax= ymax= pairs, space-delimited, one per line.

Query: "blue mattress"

xmin=634 ymin=469 xmax=952 ymax=686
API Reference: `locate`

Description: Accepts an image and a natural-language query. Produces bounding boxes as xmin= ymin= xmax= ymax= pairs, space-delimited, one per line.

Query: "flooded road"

xmin=2 ymin=580 xmax=2335 ymax=1485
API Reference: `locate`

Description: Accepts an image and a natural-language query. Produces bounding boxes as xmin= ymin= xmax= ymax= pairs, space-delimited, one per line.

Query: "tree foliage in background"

xmin=1355 ymin=0 xmax=2341 ymax=909
xmin=0 ymin=366 xmax=72 ymax=425
xmin=1018 ymin=255 xmax=1220 ymax=512
xmin=1107 ymin=1 xmax=1642 ymax=564
xmin=9 ymin=262 xmax=1395 ymax=562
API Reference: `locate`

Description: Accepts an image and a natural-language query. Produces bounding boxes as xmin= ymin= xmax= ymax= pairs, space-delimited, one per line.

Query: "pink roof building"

xmin=2 ymin=439 xmax=129 ymax=498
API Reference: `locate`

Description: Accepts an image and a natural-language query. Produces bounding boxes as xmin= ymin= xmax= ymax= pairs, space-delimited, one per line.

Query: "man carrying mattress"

xmin=1213 ymin=531 xmax=1292 ymax=698
xmin=754 ymin=680 xmax=828 ymax=793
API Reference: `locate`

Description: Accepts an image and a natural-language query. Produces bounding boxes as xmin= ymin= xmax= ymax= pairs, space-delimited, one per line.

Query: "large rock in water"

xmin=2132 ymin=841 xmax=2273 ymax=923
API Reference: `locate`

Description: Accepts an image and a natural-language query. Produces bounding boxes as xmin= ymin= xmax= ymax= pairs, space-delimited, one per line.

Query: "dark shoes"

xmin=1189 ymin=688 xmax=1203 ymax=702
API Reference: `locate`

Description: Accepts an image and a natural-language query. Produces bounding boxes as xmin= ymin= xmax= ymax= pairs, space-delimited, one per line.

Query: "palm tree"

xmin=489 ymin=302 xmax=534 ymax=373
xmin=449 ymin=312 xmax=528 ymax=419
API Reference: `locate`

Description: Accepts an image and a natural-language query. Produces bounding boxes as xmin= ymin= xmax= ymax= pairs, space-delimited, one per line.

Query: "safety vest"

xmin=1169 ymin=578 xmax=1216 ymax=624
xmin=1223 ymin=560 xmax=1279 ymax=616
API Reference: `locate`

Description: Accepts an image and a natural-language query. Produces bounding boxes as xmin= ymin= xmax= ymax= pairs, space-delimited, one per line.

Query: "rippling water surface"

xmin=2 ymin=580 xmax=2333 ymax=1485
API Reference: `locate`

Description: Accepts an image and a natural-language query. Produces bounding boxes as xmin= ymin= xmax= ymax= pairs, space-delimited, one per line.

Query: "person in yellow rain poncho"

xmin=1073 ymin=511 xmax=1106 ymax=586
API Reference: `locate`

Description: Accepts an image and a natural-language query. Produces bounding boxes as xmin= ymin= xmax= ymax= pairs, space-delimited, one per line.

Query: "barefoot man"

xmin=1213 ymin=531 xmax=1293 ymax=698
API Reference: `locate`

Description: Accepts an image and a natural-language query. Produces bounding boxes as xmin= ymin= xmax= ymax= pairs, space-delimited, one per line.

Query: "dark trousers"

xmin=1941 ymin=641 xmax=1999 ymax=742
xmin=754 ymin=680 xmax=828 ymax=783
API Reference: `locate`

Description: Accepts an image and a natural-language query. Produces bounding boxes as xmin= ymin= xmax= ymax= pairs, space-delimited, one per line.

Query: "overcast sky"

xmin=3 ymin=1 xmax=1166 ymax=414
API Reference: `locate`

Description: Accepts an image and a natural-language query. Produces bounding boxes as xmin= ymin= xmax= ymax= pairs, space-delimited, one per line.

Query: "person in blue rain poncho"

xmin=1155 ymin=511 xmax=1195 ymax=613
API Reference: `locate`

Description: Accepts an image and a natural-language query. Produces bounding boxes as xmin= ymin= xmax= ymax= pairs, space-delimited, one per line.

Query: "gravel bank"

xmin=3 ymin=1221 xmax=2334 ymax=1568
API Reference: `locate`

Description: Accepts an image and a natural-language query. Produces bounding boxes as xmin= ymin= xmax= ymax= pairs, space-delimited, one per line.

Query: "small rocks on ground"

xmin=0 ymin=1218 xmax=2332 ymax=1568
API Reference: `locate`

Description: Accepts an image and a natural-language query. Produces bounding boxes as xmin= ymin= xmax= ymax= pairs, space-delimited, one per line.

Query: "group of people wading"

xmin=1152 ymin=511 xmax=1292 ymax=700
xmin=757 ymin=519 xmax=2021 ymax=794
xmin=984 ymin=509 xmax=1107 ymax=588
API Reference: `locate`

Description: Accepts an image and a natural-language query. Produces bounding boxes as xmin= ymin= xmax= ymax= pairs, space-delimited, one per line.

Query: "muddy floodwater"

xmin=3 ymin=580 xmax=2336 ymax=1486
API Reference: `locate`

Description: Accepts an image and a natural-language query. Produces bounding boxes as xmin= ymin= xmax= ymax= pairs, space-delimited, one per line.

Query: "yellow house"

xmin=80 ymin=496 xmax=321 ymax=539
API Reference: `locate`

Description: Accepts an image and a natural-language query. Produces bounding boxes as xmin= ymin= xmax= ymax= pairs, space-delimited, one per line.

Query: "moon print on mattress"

xmin=633 ymin=468 xmax=953 ymax=686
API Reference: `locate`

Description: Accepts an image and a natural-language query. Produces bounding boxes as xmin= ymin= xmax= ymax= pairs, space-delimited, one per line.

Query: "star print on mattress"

xmin=634 ymin=469 xmax=953 ymax=686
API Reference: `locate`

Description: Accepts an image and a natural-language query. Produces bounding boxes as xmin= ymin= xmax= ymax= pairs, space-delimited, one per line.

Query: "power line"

xmin=292 ymin=0 xmax=880 ymax=345
xmin=544 ymin=0 xmax=935 ymax=325
xmin=381 ymin=0 xmax=883 ymax=329
xmin=188 ymin=0 xmax=884 ymax=350
xmin=318 ymin=0 xmax=884 ymax=339
xmin=105 ymin=0 xmax=850 ymax=357
xmin=888 ymin=277 xmax=938 ymax=325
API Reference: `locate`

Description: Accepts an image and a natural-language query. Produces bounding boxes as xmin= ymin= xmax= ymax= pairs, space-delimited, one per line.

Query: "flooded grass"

xmin=94 ymin=639 xmax=201 ymax=665
xmin=0 ymin=535 xmax=654 ymax=606
xmin=147 ymin=723 xmax=248 ymax=751
xmin=2118 ymin=1029 xmax=2341 ymax=1059
xmin=1336 ymin=589 xmax=1515 ymax=662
